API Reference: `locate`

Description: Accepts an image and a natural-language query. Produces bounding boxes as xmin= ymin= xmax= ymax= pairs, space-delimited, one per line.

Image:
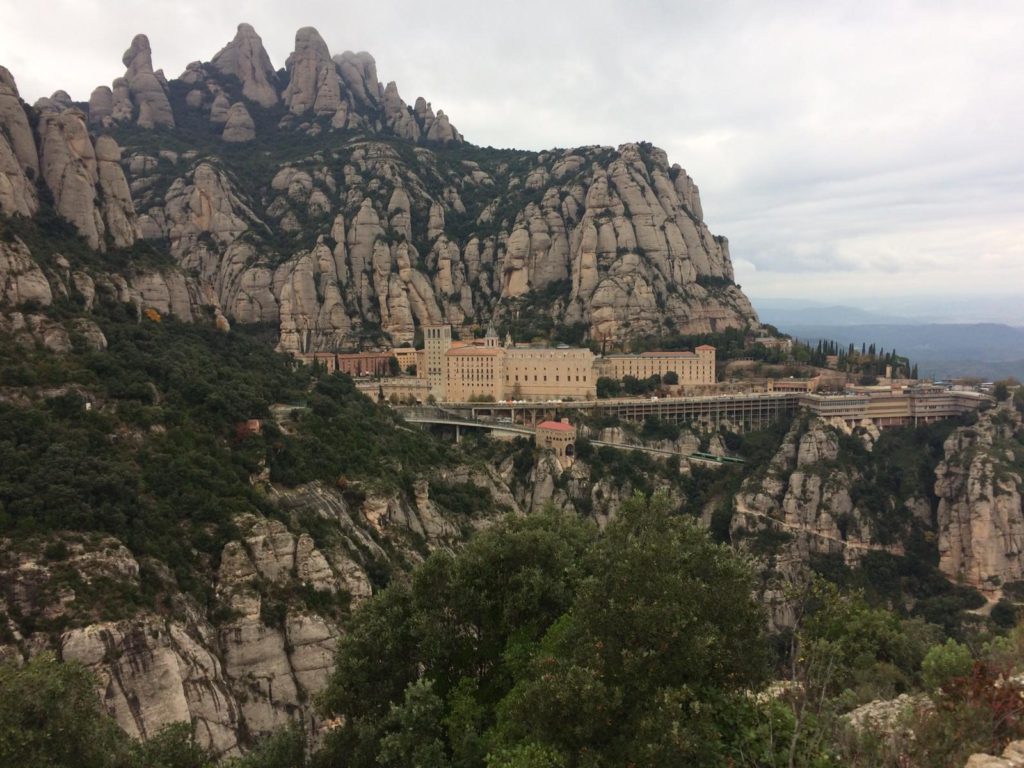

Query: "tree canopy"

xmin=317 ymin=493 xmax=771 ymax=767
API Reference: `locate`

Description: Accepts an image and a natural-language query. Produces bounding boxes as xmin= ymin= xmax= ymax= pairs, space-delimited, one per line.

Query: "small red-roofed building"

xmin=536 ymin=419 xmax=577 ymax=467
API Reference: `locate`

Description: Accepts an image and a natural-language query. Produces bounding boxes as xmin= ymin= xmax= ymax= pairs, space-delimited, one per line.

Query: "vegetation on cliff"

xmin=0 ymin=307 xmax=454 ymax=630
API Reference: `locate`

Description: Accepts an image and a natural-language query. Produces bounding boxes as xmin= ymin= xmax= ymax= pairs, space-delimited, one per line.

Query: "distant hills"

xmin=778 ymin=322 xmax=1024 ymax=380
xmin=753 ymin=297 xmax=1024 ymax=380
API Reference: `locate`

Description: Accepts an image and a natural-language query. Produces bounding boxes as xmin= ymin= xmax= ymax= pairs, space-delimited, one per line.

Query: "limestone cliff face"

xmin=0 ymin=23 xmax=757 ymax=351
xmin=0 ymin=66 xmax=39 ymax=217
xmin=936 ymin=404 xmax=1024 ymax=591
xmin=113 ymin=139 xmax=755 ymax=352
xmin=0 ymin=237 xmax=53 ymax=307
xmin=0 ymin=475 xmax=518 ymax=755
xmin=731 ymin=417 xmax=892 ymax=564
xmin=33 ymin=103 xmax=140 ymax=251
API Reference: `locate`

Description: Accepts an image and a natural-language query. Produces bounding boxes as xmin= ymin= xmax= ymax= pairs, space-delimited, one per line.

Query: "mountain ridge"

xmin=0 ymin=22 xmax=759 ymax=352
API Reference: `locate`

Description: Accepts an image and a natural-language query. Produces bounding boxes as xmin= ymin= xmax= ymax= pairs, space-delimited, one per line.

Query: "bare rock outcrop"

xmin=936 ymin=404 xmax=1024 ymax=591
xmin=282 ymin=27 xmax=342 ymax=118
xmin=966 ymin=740 xmax=1024 ymax=767
xmin=94 ymin=135 xmax=140 ymax=248
xmin=221 ymin=102 xmax=255 ymax=143
xmin=38 ymin=114 xmax=139 ymax=251
xmin=162 ymin=162 xmax=259 ymax=257
xmin=0 ymin=237 xmax=52 ymax=307
xmin=0 ymin=66 xmax=39 ymax=216
xmin=88 ymin=85 xmax=113 ymax=124
xmin=732 ymin=417 xmax=887 ymax=563
xmin=121 ymin=34 xmax=175 ymax=128
xmin=38 ymin=109 xmax=106 ymax=249
xmin=333 ymin=50 xmax=380 ymax=109
xmin=382 ymin=81 xmax=419 ymax=141
xmin=210 ymin=23 xmax=279 ymax=108
xmin=274 ymin=240 xmax=353 ymax=354
xmin=62 ymin=619 xmax=242 ymax=757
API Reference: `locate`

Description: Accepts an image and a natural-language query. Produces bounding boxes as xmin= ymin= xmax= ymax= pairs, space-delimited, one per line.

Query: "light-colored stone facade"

xmin=446 ymin=347 xmax=504 ymax=402
xmin=392 ymin=347 xmax=418 ymax=373
xmin=415 ymin=325 xmax=715 ymax=403
xmin=504 ymin=347 xmax=596 ymax=400
xmin=424 ymin=324 xmax=452 ymax=400
xmin=536 ymin=419 xmax=577 ymax=468
xmin=595 ymin=345 xmax=716 ymax=385
xmin=294 ymin=351 xmax=396 ymax=376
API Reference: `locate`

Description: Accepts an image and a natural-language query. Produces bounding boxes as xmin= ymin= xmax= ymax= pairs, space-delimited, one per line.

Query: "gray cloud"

xmin=1 ymin=0 xmax=1021 ymax=314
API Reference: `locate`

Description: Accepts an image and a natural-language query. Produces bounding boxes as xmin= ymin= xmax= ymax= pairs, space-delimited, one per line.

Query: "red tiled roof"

xmin=538 ymin=421 xmax=575 ymax=432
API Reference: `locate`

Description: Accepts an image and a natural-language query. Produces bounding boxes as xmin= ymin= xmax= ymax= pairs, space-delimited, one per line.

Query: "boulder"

xmin=0 ymin=238 xmax=52 ymax=307
xmin=221 ymin=102 xmax=255 ymax=143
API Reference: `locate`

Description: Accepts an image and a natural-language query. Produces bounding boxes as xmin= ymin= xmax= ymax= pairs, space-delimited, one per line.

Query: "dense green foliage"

xmin=0 ymin=654 xmax=213 ymax=768
xmin=0 ymin=312 xmax=453 ymax=619
xmin=317 ymin=494 xmax=772 ymax=767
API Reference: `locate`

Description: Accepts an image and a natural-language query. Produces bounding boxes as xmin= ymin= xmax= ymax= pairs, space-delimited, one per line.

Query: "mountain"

xmin=779 ymin=322 xmax=1024 ymax=379
xmin=0 ymin=23 xmax=758 ymax=353
xmin=7 ymin=22 xmax=1024 ymax=767
xmin=754 ymin=298 xmax=914 ymax=327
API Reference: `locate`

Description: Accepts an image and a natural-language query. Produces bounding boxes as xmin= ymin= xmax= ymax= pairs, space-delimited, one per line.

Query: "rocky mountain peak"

xmin=0 ymin=65 xmax=18 ymax=96
xmin=109 ymin=32 xmax=175 ymax=128
xmin=0 ymin=65 xmax=39 ymax=217
xmin=333 ymin=50 xmax=380 ymax=108
xmin=1 ymin=23 xmax=757 ymax=347
xmin=210 ymin=22 xmax=279 ymax=108
xmin=283 ymin=26 xmax=342 ymax=118
xmin=290 ymin=26 xmax=332 ymax=62
xmin=122 ymin=33 xmax=154 ymax=71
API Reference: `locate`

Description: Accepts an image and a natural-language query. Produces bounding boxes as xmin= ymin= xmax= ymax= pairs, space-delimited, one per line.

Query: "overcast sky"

xmin=2 ymin=1 xmax=1022 ymax=319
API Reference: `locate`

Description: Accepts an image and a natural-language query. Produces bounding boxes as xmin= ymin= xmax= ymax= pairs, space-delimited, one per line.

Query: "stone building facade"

xmin=424 ymin=324 xmax=717 ymax=403
xmin=594 ymin=346 xmax=716 ymax=385
xmin=536 ymin=419 xmax=577 ymax=467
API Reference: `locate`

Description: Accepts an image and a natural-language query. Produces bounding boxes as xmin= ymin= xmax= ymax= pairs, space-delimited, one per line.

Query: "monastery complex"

xmin=424 ymin=324 xmax=715 ymax=403
xmin=293 ymin=324 xmax=716 ymax=404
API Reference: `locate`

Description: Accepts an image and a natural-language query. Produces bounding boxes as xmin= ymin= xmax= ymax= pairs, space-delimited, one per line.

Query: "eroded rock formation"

xmin=936 ymin=404 xmax=1024 ymax=591
xmin=0 ymin=67 xmax=39 ymax=216
xmin=210 ymin=23 xmax=279 ymax=108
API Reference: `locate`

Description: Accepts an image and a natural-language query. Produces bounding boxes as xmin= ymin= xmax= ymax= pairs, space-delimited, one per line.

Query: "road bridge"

xmin=416 ymin=391 xmax=801 ymax=432
xmin=396 ymin=406 xmax=743 ymax=466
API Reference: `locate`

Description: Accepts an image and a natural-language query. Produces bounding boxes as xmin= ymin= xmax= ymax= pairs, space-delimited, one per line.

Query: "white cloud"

xmin=1 ymin=0 xmax=1021 ymax=317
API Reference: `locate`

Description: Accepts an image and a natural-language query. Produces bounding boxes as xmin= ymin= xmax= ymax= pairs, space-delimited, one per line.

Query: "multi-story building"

xmin=446 ymin=347 xmax=504 ymax=402
xmin=504 ymin=346 xmax=596 ymax=400
xmin=293 ymin=351 xmax=394 ymax=376
xmin=426 ymin=325 xmax=718 ymax=402
xmin=799 ymin=385 xmax=989 ymax=428
xmin=424 ymin=324 xmax=453 ymax=401
xmin=594 ymin=346 xmax=716 ymax=386
xmin=536 ymin=419 xmax=577 ymax=468
xmin=392 ymin=347 xmax=418 ymax=373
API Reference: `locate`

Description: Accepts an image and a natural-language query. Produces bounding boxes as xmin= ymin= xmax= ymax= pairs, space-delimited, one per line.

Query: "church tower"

xmin=424 ymin=324 xmax=452 ymax=401
xmin=484 ymin=322 xmax=499 ymax=349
